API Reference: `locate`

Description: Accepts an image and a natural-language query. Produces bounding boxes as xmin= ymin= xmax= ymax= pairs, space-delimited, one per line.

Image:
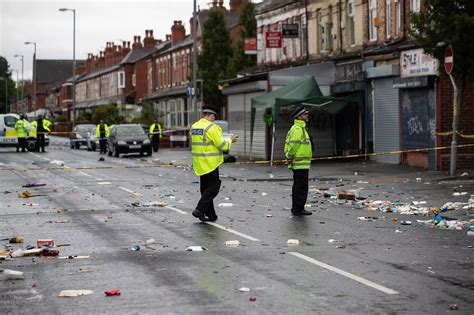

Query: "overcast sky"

xmin=0 ymin=0 xmax=214 ymax=81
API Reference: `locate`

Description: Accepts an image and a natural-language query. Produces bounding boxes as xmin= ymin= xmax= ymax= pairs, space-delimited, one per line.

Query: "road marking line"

xmin=205 ymin=222 xmax=261 ymax=242
xmin=95 ymin=178 xmax=103 ymax=181
xmin=43 ymin=157 xmax=51 ymax=161
xmin=162 ymin=205 xmax=260 ymax=242
xmin=165 ymin=206 xmax=188 ymax=215
xmin=288 ymin=252 xmax=399 ymax=295
xmin=79 ymin=171 xmax=92 ymax=177
xmin=97 ymin=182 xmax=111 ymax=185
xmin=118 ymin=186 xmax=143 ymax=197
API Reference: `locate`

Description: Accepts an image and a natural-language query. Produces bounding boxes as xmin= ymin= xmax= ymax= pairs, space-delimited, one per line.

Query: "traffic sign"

xmin=444 ymin=45 xmax=454 ymax=75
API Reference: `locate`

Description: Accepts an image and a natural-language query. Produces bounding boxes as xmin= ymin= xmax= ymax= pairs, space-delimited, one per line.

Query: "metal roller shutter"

xmin=374 ymin=78 xmax=400 ymax=164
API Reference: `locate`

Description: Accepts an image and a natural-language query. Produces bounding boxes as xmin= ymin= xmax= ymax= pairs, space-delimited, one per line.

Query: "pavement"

xmin=0 ymin=139 xmax=473 ymax=314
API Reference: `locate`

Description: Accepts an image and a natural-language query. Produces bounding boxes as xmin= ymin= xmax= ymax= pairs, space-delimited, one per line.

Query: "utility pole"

xmin=14 ymin=54 xmax=24 ymax=100
xmin=59 ymin=8 xmax=76 ymax=127
xmin=25 ymin=41 xmax=37 ymax=118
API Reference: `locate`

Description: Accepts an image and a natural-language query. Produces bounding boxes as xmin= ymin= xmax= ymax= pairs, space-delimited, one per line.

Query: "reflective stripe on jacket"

xmin=14 ymin=119 xmax=28 ymax=138
xmin=149 ymin=123 xmax=162 ymax=138
xmin=284 ymin=119 xmax=312 ymax=170
xmin=191 ymin=118 xmax=231 ymax=176
xmin=95 ymin=124 xmax=109 ymax=138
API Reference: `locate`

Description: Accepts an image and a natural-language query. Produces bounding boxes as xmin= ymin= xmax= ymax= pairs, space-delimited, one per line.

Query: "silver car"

xmin=86 ymin=127 xmax=98 ymax=151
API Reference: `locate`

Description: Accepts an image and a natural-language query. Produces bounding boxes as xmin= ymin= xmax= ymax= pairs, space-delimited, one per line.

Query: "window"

xmin=4 ymin=116 xmax=17 ymax=128
xmin=410 ymin=0 xmax=420 ymax=12
xmin=369 ymin=0 xmax=377 ymax=41
xmin=317 ymin=9 xmax=324 ymax=52
xmin=348 ymin=0 xmax=355 ymax=46
xmin=386 ymin=0 xmax=391 ymax=38
xmin=325 ymin=22 xmax=333 ymax=50
xmin=132 ymin=74 xmax=136 ymax=87
xmin=395 ymin=0 xmax=401 ymax=36
xmin=169 ymin=100 xmax=176 ymax=126
xmin=117 ymin=71 xmax=125 ymax=88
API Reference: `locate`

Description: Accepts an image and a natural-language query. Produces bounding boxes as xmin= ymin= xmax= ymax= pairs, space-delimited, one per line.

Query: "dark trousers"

xmin=196 ymin=168 xmax=221 ymax=216
xmin=17 ymin=138 xmax=27 ymax=152
xmin=37 ymin=133 xmax=45 ymax=152
xmin=152 ymin=135 xmax=160 ymax=152
xmin=99 ymin=139 xmax=107 ymax=154
xmin=292 ymin=169 xmax=309 ymax=213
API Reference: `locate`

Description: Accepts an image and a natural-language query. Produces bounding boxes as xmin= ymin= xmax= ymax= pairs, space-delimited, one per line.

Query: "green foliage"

xmin=0 ymin=56 xmax=16 ymax=114
xmin=91 ymin=104 xmax=124 ymax=124
xmin=229 ymin=0 xmax=257 ymax=76
xmin=410 ymin=0 xmax=474 ymax=81
xmin=197 ymin=8 xmax=233 ymax=108
xmin=130 ymin=104 xmax=161 ymax=126
xmin=75 ymin=112 xmax=92 ymax=124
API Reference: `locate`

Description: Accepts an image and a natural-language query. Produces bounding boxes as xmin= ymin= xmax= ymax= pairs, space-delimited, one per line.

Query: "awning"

xmin=250 ymin=75 xmax=363 ymax=164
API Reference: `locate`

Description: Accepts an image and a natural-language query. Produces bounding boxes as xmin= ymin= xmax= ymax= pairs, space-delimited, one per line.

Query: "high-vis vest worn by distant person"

xmin=284 ymin=119 xmax=312 ymax=170
xmin=191 ymin=118 xmax=232 ymax=176
xmin=149 ymin=123 xmax=162 ymax=138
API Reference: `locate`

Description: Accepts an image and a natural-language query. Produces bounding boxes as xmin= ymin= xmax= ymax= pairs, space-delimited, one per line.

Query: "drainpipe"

xmin=339 ymin=0 xmax=343 ymax=53
xmin=304 ymin=0 xmax=309 ymax=60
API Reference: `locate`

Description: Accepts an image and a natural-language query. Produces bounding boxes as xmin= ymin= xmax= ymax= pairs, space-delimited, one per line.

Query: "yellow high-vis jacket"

xmin=149 ymin=123 xmax=162 ymax=138
xmin=284 ymin=119 xmax=312 ymax=170
xmin=191 ymin=118 xmax=231 ymax=176
xmin=95 ymin=124 xmax=110 ymax=139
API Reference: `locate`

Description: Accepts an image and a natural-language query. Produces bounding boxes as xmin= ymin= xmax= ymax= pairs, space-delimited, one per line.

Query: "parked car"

xmin=107 ymin=124 xmax=152 ymax=157
xmin=214 ymin=120 xmax=236 ymax=163
xmin=70 ymin=124 xmax=95 ymax=149
xmin=86 ymin=127 xmax=98 ymax=151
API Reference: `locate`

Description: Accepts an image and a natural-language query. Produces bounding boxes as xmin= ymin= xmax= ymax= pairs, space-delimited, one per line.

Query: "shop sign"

xmin=282 ymin=24 xmax=299 ymax=38
xmin=265 ymin=32 xmax=282 ymax=48
xmin=400 ymin=48 xmax=438 ymax=78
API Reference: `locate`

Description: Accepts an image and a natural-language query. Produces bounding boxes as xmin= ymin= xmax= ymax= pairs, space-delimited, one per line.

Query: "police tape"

xmin=436 ymin=131 xmax=474 ymax=139
xmin=2 ymin=143 xmax=474 ymax=172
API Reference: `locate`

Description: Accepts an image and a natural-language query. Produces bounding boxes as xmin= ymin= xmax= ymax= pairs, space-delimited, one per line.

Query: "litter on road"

xmin=1 ymin=269 xmax=24 ymax=280
xmin=218 ymin=203 xmax=234 ymax=207
xmin=239 ymin=287 xmax=250 ymax=292
xmin=22 ymin=182 xmax=46 ymax=188
xmin=58 ymin=290 xmax=93 ymax=297
xmin=104 ymin=289 xmax=121 ymax=296
xmin=186 ymin=246 xmax=207 ymax=251
xmin=287 ymin=239 xmax=300 ymax=245
xmin=224 ymin=240 xmax=240 ymax=247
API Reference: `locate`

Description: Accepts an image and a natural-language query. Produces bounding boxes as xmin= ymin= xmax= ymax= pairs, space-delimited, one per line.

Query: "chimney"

xmin=99 ymin=51 xmax=105 ymax=69
xmin=166 ymin=34 xmax=171 ymax=42
xmin=132 ymin=35 xmax=143 ymax=49
xmin=143 ymin=29 xmax=156 ymax=49
xmin=113 ymin=45 xmax=122 ymax=64
xmin=105 ymin=42 xmax=114 ymax=67
xmin=85 ymin=53 xmax=93 ymax=73
xmin=229 ymin=0 xmax=242 ymax=13
xmin=171 ymin=20 xmax=186 ymax=45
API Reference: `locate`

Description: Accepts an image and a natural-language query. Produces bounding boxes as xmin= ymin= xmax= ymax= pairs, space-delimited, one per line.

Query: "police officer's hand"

xmin=230 ymin=134 xmax=238 ymax=143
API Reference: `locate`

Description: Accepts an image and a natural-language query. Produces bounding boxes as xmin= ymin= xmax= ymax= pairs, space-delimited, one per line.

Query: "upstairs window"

xmin=118 ymin=71 xmax=125 ymax=88
xmin=395 ymin=0 xmax=401 ymax=37
xmin=386 ymin=0 xmax=391 ymax=38
xmin=348 ymin=0 xmax=355 ymax=46
xmin=369 ymin=0 xmax=377 ymax=41
xmin=410 ymin=0 xmax=420 ymax=13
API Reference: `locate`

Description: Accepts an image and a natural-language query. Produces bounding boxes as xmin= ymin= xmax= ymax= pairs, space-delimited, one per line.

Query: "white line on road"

xmin=42 ymin=157 xmax=51 ymax=161
xmin=288 ymin=252 xmax=399 ymax=295
xmin=79 ymin=171 xmax=92 ymax=177
xmin=118 ymin=186 xmax=143 ymax=197
xmin=205 ymin=222 xmax=261 ymax=242
xmin=165 ymin=206 xmax=188 ymax=215
xmin=162 ymin=205 xmax=260 ymax=242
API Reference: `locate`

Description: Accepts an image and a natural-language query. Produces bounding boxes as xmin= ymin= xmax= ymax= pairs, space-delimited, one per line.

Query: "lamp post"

xmin=12 ymin=69 xmax=19 ymax=106
xmin=25 ymin=41 xmax=37 ymax=118
xmin=13 ymin=54 xmax=24 ymax=100
xmin=59 ymin=8 xmax=76 ymax=127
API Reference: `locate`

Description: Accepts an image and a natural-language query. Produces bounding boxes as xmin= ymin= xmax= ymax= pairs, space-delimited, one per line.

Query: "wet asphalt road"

xmin=0 ymin=141 xmax=473 ymax=314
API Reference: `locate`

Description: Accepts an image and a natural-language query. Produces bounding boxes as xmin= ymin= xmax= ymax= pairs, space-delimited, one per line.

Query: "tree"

xmin=198 ymin=7 xmax=233 ymax=109
xmin=131 ymin=103 xmax=162 ymax=126
xmin=92 ymin=104 xmax=124 ymax=124
xmin=411 ymin=0 xmax=474 ymax=111
xmin=229 ymin=0 xmax=257 ymax=76
xmin=0 ymin=56 xmax=16 ymax=113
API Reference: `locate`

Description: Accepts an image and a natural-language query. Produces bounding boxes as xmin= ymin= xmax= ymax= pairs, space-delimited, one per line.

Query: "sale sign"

xmin=265 ymin=32 xmax=282 ymax=48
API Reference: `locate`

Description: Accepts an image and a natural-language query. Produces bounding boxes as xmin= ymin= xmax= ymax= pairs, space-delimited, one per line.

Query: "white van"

xmin=0 ymin=113 xmax=49 ymax=151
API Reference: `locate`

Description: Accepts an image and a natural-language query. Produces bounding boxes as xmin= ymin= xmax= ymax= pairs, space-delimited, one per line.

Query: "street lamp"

xmin=59 ymin=7 xmax=76 ymax=127
xmin=13 ymin=54 xmax=24 ymax=100
xmin=25 ymin=41 xmax=37 ymax=117
xmin=12 ymin=69 xmax=19 ymax=105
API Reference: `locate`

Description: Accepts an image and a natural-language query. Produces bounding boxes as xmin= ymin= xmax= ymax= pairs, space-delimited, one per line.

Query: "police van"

xmin=0 ymin=113 xmax=49 ymax=151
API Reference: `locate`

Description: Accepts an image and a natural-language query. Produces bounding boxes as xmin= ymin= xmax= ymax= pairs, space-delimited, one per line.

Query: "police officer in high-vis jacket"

xmin=14 ymin=114 xmax=28 ymax=152
xmin=149 ymin=120 xmax=162 ymax=152
xmin=191 ymin=106 xmax=238 ymax=222
xmin=31 ymin=114 xmax=51 ymax=152
xmin=285 ymin=107 xmax=313 ymax=216
xmin=96 ymin=120 xmax=109 ymax=154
